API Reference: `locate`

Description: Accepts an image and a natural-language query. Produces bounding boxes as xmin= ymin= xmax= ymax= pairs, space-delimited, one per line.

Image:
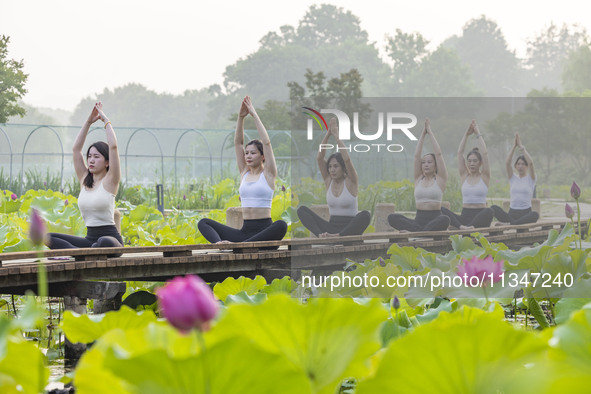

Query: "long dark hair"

xmin=514 ymin=155 xmax=528 ymax=167
xmin=83 ymin=142 xmax=109 ymax=188
xmin=326 ymin=152 xmax=347 ymax=175
xmin=246 ymin=139 xmax=264 ymax=162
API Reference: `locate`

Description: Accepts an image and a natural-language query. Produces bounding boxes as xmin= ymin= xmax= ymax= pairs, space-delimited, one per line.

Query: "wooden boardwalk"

xmin=0 ymin=220 xmax=577 ymax=296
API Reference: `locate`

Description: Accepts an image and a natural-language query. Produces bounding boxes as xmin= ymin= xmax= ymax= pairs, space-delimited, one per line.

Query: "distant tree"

xmin=222 ymin=4 xmax=390 ymax=102
xmin=0 ymin=36 xmax=28 ymax=123
xmin=385 ymin=29 xmax=429 ymax=84
xmin=8 ymin=102 xmax=56 ymax=124
xmin=562 ymin=45 xmax=591 ymax=93
xmin=70 ymin=83 xmax=215 ymax=128
xmin=288 ymin=68 xmax=371 ymax=120
xmin=400 ymin=47 xmax=481 ymax=97
xmin=443 ymin=16 xmax=522 ymax=96
xmin=525 ymin=23 xmax=588 ymax=91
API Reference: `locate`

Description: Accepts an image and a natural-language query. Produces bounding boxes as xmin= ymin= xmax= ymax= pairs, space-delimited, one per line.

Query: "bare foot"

xmin=494 ymin=222 xmax=509 ymax=227
xmin=459 ymin=225 xmax=474 ymax=230
xmin=216 ymin=240 xmax=231 ymax=244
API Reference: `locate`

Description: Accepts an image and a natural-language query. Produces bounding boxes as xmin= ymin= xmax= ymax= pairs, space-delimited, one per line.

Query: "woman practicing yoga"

xmin=46 ymin=102 xmax=124 ymax=251
xmin=198 ymin=96 xmax=287 ymax=243
xmin=490 ymin=133 xmax=539 ymax=225
xmin=388 ymin=119 xmax=450 ymax=232
xmin=441 ymin=120 xmax=494 ymax=229
xmin=297 ymin=118 xmax=370 ymax=237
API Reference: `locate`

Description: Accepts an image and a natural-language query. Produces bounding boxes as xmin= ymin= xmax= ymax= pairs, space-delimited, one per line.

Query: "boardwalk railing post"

xmin=156 ymin=184 xmax=164 ymax=214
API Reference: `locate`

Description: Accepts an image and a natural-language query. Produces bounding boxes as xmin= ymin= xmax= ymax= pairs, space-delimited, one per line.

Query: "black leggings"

xmin=198 ymin=218 xmax=287 ymax=243
xmin=297 ymin=206 xmax=371 ymax=236
xmin=491 ymin=205 xmax=539 ymax=225
xmin=388 ymin=209 xmax=450 ymax=232
xmin=441 ymin=207 xmax=494 ymax=228
xmin=48 ymin=225 xmax=123 ymax=256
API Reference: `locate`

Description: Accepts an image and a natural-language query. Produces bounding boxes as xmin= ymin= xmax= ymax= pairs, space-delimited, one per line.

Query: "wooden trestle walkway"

xmin=0 ymin=220 xmax=578 ymax=298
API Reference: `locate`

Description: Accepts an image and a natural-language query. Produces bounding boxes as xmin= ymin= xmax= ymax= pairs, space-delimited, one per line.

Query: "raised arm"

xmin=95 ymin=102 xmax=121 ymax=193
xmin=426 ymin=120 xmax=448 ymax=189
xmin=328 ymin=118 xmax=359 ymax=195
xmin=234 ymin=99 xmax=249 ymax=174
xmin=244 ymin=96 xmax=277 ymax=184
xmin=457 ymin=121 xmax=474 ymax=179
xmin=472 ymin=121 xmax=490 ymax=184
xmin=505 ymin=134 xmax=519 ymax=179
xmin=516 ymin=134 xmax=536 ymax=180
xmin=72 ymin=105 xmax=100 ymax=182
xmin=414 ymin=120 xmax=428 ymax=181
xmin=317 ymin=129 xmax=331 ymax=187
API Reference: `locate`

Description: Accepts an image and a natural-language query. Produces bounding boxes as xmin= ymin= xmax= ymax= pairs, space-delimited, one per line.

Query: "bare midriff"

xmin=242 ymin=207 xmax=272 ymax=220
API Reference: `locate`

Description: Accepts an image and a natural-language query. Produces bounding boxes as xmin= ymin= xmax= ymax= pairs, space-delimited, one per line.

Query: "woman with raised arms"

xmin=388 ymin=119 xmax=451 ymax=232
xmin=441 ymin=120 xmax=494 ymax=229
xmin=198 ymin=96 xmax=287 ymax=244
xmin=297 ymin=118 xmax=371 ymax=237
xmin=46 ymin=102 xmax=123 ymax=251
xmin=490 ymin=133 xmax=539 ymax=225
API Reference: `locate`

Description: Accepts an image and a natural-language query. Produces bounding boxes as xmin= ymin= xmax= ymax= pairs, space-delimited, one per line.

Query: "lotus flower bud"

xmin=565 ymin=203 xmax=575 ymax=219
xmin=571 ymin=181 xmax=581 ymax=200
xmin=157 ymin=275 xmax=219 ymax=333
xmin=29 ymin=209 xmax=47 ymax=247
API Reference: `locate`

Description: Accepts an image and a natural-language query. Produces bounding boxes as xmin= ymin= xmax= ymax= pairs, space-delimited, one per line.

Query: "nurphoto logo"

xmin=302 ymin=107 xmax=418 ymax=153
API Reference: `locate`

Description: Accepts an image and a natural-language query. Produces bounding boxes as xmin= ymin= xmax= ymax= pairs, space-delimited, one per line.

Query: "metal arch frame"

xmin=124 ymin=128 xmax=165 ymax=186
xmin=173 ymin=129 xmax=213 ymax=187
xmin=19 ymin=126 xmax=64 ymax=194
xmin=0 ymin=126 xmax=13 ymax=189
xmin=219 ymin=130 xmax=255 ymax=179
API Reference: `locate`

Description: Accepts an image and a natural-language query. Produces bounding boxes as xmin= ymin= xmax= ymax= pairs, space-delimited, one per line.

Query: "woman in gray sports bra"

xmin=388 ymin=119 xmax=450 ymax=232
xmin=441 ymin=120 xmax=494 ymax=229
xmin=297 ymin=118 xmax=371 ymax=237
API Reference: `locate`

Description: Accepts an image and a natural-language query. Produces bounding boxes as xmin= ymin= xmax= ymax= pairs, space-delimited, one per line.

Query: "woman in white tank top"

xmin=297 ymin=118 xmax=371 ymax=237
xmin=46 ymin=102 xmax=123 ymax=253
xmin=441 ymin=120 xmax=494 ymax=229
xmin=198 ymin=96 xmax=287 ymax=244
xmin=388 ymin=119 xmax=451 ymax=232
xmin=491 ymin=133 xmax=539 ymax=225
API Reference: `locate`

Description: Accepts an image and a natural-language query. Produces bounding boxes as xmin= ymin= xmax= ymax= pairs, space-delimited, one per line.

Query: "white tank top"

xmin=510 ymin=174 xmax=535 ymax=209
xmin=461 ymin=177 xmax=488 ymax=205
xmin=414 ymin=177 xmax=443 ymax=204
xmin=239 ymin=171 xmax=274 ymax=208
xmin=326 ymin=181 xmax=358 ymax=217
xmin=78 ymin=182 xmax=116 ymax=226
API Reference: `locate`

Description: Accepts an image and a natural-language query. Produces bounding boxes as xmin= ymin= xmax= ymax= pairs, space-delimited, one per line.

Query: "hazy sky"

xmin=2 ymin=0 xmax=590 ymax=111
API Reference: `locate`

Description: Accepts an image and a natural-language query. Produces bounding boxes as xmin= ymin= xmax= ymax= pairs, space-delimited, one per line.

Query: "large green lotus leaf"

xmin=387 ymin=245 xmax=427 ymax=271
xmin=76 ymin=326 xmax=310 ymax=394
xmin=210 ymin=294 xmax=387 ymax=394
xmin=497 ymin=225 xmax=575 ymax=265
xmin=2 ymin=239 xmax=33 ymax=253
xmin=550 ymin=306 xmax=591 ymax=371
xmin=225 ymin=290 xmax=268 ymax=305
xmin=213 ymin=275 xmax=267 ymax=303
xmin=450 ymin=235 xmax=479 ymax=253
xmin=29 ymin=195 xmax=64 ymax=215
xmin=0 ymin=200 xmax=21 ymax=214
xmin=271 ymin=192 xmax=289 ymax=221
xmin=261 ymin=276 xmax=296 ymax=295
xmin=128 ymin=205 xmax=163 ymax=223
xmin=62 ymin=306 xmax=158 ymax=344
xmin=0 ymin=338 xmax=49 ymax=394
xmin=357 ymin=306 xmax=549 ymax=394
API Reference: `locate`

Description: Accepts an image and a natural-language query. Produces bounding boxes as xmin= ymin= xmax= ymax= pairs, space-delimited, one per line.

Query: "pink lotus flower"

xmin=64 ymin=199 xmax=69 ymax=206
xmin=281 ymin=185 xmax=286 ymax=192
xmin=29 ymin=208 xmax=47 ymax=246
xmin=457 ymin=255 xmax=503 ymax=286
xmin=10 ymin=193 xmax=17 ymax=201
xmin=565 ymin=203 xmax=575 ymax=219
xmin=183 ymin=194 xmax=187 ymax=200
xmin=156 ymin=275 xmax=219 ymax=333
xmin=571 ymin=181 xmax=581 ymax=200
